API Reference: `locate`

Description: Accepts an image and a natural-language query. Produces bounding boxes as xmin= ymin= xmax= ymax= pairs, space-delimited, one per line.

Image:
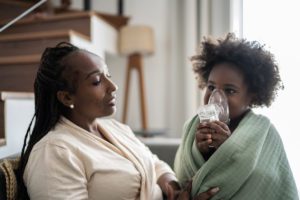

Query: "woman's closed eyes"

xmin=92 ymin=75 xmax=101 ymax=86
xmin=92 ymin=73 xmax=112 ymax=86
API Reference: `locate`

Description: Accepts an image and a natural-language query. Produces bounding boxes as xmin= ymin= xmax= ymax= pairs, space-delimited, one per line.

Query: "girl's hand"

xmin=195 ymin=122 xmax=215 ymax=154
xmin=195 ymin=121 xmax=231 ymax=153
xmin=207 ymin=121 xmax=231 ymax=149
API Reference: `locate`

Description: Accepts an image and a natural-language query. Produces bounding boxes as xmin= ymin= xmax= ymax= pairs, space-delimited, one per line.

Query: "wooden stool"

xmin=122 ymin=53 xmax=148 ymax=130
xmin=119 ymin=25 xmax=154 ymax=130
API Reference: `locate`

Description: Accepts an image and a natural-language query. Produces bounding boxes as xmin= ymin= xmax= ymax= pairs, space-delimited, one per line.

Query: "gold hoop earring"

xmin=70 ymin=104 xmax=74 ymax=109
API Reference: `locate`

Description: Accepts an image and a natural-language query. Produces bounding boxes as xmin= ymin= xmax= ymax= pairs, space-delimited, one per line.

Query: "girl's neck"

xmin=229 ymin=109 xmax=251 ymax=132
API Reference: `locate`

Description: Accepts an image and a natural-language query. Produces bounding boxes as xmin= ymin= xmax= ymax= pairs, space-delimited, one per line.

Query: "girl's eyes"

xmin=207 ymin=85 xmax=236 ymax=95
xmin=224 ymin=88 xmax=236 ymax=95
xmin=207 ymin=85 xmax=215 ymax=91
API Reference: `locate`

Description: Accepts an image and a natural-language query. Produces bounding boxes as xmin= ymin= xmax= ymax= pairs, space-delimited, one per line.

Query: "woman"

xmin=16 ymin=42 xmax=218 ymax=200
xmin=174 ymin=33 xmax=299 ymax=200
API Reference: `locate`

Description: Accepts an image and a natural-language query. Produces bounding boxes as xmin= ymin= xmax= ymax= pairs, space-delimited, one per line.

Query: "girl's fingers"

xmin=207 ymin=121 xmax=231 ymax=136
xmin=197 ymin=122 xmax=209 ymax=130
xmin=213 ymin=120 xmax=230 ymax=131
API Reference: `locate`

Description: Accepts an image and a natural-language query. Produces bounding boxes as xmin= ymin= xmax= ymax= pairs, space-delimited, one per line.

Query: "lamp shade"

xmin=119 ymin=25 xmax=155 ymax=56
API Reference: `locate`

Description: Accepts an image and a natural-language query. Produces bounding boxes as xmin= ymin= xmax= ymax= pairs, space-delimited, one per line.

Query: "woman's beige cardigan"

xmin=24 ymin=117 xmax=175 ymax=200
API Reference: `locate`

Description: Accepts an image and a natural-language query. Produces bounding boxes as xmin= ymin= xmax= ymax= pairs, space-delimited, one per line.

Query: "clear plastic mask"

xmin=197 ymin=89 xmax=230 ymax=123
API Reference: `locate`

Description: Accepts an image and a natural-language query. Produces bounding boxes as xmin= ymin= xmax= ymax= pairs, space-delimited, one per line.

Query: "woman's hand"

xmin=166 ymin=181 xmax=219 ymax=200
xmin=195 ymin=121 xmax=231 ymax=154
xmin=157 ymin=173 xmax=181 ymax=199
xmin=164 ymin=180 xmax=181 ymax=200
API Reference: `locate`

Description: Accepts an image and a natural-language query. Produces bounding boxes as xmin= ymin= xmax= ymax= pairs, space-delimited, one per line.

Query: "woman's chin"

xmin=97 ymin=106 xmax=117 ymax=118
xmin=107 ymin=107 xmax=117 ymax=116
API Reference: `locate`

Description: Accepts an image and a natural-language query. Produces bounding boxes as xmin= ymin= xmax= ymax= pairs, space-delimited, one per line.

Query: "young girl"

xmin=174 ymin=33 xmax=299 ymax=200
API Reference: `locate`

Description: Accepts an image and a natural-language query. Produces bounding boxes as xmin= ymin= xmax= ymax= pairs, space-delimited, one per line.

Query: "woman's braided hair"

xmin=17 ymin=42 xmax=79 ymax=199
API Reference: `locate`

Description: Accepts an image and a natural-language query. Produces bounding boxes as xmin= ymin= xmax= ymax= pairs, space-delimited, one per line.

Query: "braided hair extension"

xmin=17 ymin=42 xmax=79 ymax=199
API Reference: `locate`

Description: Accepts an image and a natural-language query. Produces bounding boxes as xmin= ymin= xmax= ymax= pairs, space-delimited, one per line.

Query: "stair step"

xmin=0 ymin=30 xmax=90 ymax=56
xmin=0 ymin=0 xmax=33 ymax=8
xmin=0 ymin=11 xmax=129 ymax=36
xmin=0 ymin=11 xmax=92 ymax=37
xmin=0 ymin=62 xmax=38 ymax=92
xmin=0 ymin=10 xmax=127 ymax=92
xmin=0 ymin=54 xmax=40 ymax=92
xmin=0 ymin=0 xmax=33 ymax=21
xmin=0 ymin=54 xmax=40 ymax=65
xmin=0 ymin=29 xmax=90 ymax=42
xmin=97 ymin=13 xmax=130 ymax=30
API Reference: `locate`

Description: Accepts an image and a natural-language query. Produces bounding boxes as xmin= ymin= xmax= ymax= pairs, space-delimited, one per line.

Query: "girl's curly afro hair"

xmin=191 ymin=33 xmax=283 ymax=107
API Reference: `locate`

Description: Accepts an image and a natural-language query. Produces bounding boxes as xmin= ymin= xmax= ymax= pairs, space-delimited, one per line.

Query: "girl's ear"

xmin=56 ymin=90 xmax=73 ymax=107
xmin=248 ymin=92 xmax=257 ymax=107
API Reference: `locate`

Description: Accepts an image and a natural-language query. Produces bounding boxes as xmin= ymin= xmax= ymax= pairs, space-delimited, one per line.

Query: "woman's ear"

xmin=57 ymin=90 xmax=73 ymax=107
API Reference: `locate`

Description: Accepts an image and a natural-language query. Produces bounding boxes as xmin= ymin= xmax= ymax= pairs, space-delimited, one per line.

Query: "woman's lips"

xmin=108 ymin=97 xmax=116 ymax=106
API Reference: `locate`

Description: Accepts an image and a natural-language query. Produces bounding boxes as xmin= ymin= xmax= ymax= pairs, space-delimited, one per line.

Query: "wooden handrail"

xmin=0 ymin=0 xmax=47 ymax=32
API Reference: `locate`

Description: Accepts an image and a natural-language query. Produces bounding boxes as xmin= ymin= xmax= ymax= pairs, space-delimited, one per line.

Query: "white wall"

xmin=112 ymin=0 xmax=172 ymax=132
xmin=198 ymin=0 xmax=231 ymax=37
xmin=69 ymin=0 xmax=232 ymax=136
xmin=0 ymin=0 xmax=233 ymax=159
xmin=243 ymin=0 xmax=300 ymax=192
xmin=40 ymin=0 xmax=231 ymax=138
xmin=0 ymin=99 xmax=34 ymax=158
xmin=211 ymin=0 xmax=230 ymax=36
xmin=86 ymin=0 xmax=189 ymax=135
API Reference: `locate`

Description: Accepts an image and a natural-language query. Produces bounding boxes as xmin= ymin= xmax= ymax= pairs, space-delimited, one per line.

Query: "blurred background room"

xmin=0 ymin=0 xmax=299 ymax=193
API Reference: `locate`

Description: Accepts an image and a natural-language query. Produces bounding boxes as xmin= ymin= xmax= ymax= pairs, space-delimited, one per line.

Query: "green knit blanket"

xmin=174 ymin=111 xmax=299 ymax=199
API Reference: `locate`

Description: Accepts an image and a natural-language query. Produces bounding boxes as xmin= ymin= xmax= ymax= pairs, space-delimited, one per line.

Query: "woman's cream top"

xmin=24 ymin=117 xmax=175 ymax=200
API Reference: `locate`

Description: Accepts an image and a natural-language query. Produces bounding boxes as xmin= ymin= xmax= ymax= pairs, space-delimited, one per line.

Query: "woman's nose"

xmin=108 ymin=78 xmax=118 ymax=92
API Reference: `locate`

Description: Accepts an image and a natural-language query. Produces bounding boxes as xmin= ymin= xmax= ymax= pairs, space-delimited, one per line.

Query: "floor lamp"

xmin=119 ymin=25 xmax=155 ymax=130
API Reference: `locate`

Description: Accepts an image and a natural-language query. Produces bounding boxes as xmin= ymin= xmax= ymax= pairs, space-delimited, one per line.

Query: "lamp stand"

xmin=122 ymin=53 xmax=148 ymax=130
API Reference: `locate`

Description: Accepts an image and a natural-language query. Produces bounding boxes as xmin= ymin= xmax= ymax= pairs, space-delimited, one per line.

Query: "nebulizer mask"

xmin=197 ymin=89 xmax=230 ymax=124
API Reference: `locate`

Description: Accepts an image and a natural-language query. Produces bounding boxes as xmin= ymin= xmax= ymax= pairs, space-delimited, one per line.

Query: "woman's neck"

xmin=65 ymin=114 xmax=97 ymax=133
xmin=64 ymin=114 xmax=108 ymax=140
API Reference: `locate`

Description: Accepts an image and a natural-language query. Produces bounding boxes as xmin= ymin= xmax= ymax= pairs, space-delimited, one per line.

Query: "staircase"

xmin=0 ymin=0 xmax=129 ymax=153
xmin=0 ymin=9 xmax=129 ymax=92
xmin=0 ymin=0 xmax=32 ymax=20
